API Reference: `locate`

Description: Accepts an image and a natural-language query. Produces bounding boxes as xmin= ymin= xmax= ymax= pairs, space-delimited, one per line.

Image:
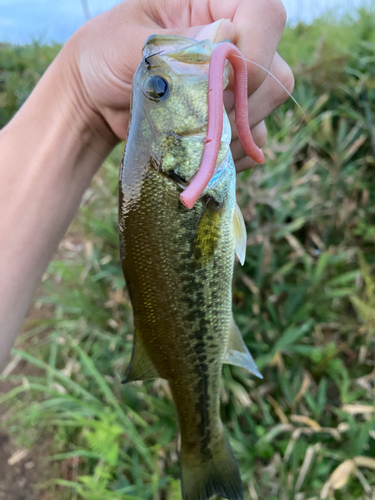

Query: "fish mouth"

xmin=143 ymin=35 xmax=216 ymax=65
xmin=143 ymin=35 xmax=204 ymax=54
xmin=142 ymin=34 xmax=232 ymax=82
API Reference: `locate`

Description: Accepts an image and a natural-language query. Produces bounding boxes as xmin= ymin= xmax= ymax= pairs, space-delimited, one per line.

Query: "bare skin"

xmin=0 ymin=0 xmax=294 ymax=372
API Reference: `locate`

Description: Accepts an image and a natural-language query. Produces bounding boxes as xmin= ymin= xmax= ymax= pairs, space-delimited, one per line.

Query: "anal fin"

xmin=223 ymin=317 xmax=263 ymax=379
xmin=122 ymin=331 xmax=159 ymax=383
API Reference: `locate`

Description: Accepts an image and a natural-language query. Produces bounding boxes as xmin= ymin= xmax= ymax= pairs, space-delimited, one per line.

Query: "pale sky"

xmin=0 ymin=0 xmax=373 ymax=45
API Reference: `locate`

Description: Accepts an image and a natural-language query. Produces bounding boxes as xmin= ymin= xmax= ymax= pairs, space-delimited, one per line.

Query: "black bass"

xmin=119 ymin=35 xmax=262 ymax=500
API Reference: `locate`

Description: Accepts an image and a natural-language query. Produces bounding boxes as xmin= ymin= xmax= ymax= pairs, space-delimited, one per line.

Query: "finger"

xmin=209 ymin=0 xmax=287 ymax=94
xmin=193 ymin=18 xmax=236 ymax=43
xmin=229 ymin=52 xmax=295 ymax=141
xmin=233 ymin=120 xmax=268 ymax=173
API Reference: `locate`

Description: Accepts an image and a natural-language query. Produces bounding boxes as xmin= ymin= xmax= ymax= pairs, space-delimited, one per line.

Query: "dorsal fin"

xmin=122 ymin=331 xmax=159 ymax=383
xmin=233 ymin=203 xmax=247 ymax=265
xmin=223 ymin=317 xmax=263 ymax=379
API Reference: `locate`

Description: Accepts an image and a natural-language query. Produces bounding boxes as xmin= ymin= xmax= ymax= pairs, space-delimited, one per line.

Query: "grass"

xmin=1 ymin=8 xmax=375 ymax=500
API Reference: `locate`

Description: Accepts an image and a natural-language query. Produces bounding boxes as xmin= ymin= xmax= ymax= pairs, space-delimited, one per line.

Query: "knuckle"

xmin=273 ymin=55 xmax=295 ymax=97
xmin=279 ymin=61 xmax=295 ymax=95
xmin=235 ymin=156 xmax=257 ymax=173
xmin=265 ymin=0 xmax=287 ymax=32
xmin=253 ymin=121 xmax=268 ymax=148
xmin=284 ymin=69 xmax=295 ymax=95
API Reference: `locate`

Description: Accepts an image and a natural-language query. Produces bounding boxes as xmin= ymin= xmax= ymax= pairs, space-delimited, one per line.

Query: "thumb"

xmin=176 ymin=19 xmax=235 ymax=44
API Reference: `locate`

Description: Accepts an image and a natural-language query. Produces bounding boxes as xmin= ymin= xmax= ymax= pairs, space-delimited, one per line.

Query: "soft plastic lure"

xmin=180 ymin=42 xmax=265 ymax=209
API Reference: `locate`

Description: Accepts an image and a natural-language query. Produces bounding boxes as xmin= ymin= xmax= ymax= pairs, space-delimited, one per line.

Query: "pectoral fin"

xmin=233 ymin=203 xmax=247 ymax=265
xmin=223 ymin=317 xmax=263 ymax=379
xmin=122 ymin=332 xmax=159 ymax=383
xmin=193 ymin=199 xmax=223 ymax=267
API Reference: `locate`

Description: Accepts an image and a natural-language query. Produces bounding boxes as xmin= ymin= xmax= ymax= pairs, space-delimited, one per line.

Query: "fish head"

xmin=125 ymin=36 xmax=231 ymax=183
xmin=141 ymin=35 xmax=232 ymax=135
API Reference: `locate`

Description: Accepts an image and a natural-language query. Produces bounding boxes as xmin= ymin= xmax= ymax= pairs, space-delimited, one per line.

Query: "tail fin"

xmin=180 ymin=434 xmax=243 ymax=500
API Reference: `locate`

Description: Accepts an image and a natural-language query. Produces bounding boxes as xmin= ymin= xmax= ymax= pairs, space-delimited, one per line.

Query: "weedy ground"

xmin=1 ymin=9 xmax=375 ymax=500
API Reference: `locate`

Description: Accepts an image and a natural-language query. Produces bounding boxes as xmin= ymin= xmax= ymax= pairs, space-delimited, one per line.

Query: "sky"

xmin=0 ymin=0 xmax=373 ymax=45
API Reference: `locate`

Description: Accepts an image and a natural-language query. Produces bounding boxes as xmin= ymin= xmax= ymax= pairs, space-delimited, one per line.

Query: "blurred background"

xmin=0 ymin=0 xmax=374 ymax=43
xmin=0 ymin=1 xmax=375 ymax=500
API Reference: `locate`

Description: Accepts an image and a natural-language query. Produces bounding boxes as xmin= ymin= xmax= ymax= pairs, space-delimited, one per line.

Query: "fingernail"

xmin=195 ymin=19 xmax=226 ymax=43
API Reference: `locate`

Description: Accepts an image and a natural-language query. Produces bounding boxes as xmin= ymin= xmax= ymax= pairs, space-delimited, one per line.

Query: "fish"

xmin=119 ymin=34 xmax=263 ymax=500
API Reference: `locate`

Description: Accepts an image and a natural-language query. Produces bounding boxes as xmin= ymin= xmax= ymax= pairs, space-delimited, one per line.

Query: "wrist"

xmin=53 ymin=44 xmax=119 ymax=148
xmin=0 ymin=48 xmax=118 ymax=365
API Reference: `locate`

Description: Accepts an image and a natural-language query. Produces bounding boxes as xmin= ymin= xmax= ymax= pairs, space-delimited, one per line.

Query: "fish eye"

xmin=143 ymin=75 xmax=170 ymax=101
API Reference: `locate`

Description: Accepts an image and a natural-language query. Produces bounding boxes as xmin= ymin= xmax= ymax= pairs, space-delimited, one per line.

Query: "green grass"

xmin=1 ymin=9 xmax=375 ymax=500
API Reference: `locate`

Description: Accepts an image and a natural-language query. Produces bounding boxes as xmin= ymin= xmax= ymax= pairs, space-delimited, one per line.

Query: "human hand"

xmin=63 ymin=0 xmax=294 ymax=172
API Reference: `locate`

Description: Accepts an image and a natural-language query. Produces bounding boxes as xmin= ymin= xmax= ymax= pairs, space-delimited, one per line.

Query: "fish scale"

xmin=121 ymin=161 xmax=233 ymax=462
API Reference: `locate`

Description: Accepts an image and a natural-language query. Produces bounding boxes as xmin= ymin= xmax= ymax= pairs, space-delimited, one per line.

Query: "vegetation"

xmin=1 ymin=9 xmax=375 ymax=500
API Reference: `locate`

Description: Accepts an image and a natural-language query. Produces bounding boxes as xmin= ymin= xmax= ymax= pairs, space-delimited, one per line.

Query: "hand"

xmin=63 ymin=0 xmax=294 ymax=172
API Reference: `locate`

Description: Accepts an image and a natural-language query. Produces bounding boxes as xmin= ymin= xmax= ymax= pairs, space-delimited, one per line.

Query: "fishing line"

xmin=233 ymin=54 xmax=303 ymax=112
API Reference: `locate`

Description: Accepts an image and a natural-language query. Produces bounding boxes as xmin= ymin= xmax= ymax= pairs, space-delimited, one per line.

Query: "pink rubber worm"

xmin=180 ymin=42 xmax=265 ymax=209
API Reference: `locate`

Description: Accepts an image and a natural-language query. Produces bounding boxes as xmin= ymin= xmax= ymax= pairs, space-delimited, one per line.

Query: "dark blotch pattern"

xmin=120 ymin=152 xmax=235 ymax=462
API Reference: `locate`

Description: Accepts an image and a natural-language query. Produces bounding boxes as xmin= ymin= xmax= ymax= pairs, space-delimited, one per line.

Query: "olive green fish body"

xmin=119 ymin=35 xmax=260 ymax=500
xmin=120 ymin=157 xmax=235 ymax=436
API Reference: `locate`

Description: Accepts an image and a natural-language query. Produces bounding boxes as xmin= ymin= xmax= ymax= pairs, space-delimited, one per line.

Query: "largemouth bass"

xmin=119 ymin=35 xmax=262 ymax=500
